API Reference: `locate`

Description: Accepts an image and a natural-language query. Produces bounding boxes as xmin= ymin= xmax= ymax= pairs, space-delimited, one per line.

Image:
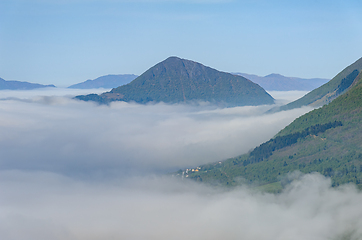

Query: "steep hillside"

xmin=181 ymin=67 xmax=362 ymax=190
xmin=68 ymin=74 xmax=137 ymax=89
xmin=275 ymin=57 xmax=362 ymax=111
xmin=76 ymin=57 xmax=274 ymax=107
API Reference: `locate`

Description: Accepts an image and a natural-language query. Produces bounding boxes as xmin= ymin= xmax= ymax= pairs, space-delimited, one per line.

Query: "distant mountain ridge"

xmin=0 ymin=78 xmax=55 ymax=90
xmin=68 ymin=74 xmax=138 ymax=89
xmin=234 ymin=73 xmax=329 ymax=91
xmin=76 ymin=57 xmax=275 ymax=107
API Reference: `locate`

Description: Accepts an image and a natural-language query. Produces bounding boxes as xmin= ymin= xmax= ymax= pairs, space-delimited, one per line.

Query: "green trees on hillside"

xmin=336 ymin=69 xmax=359 ymax=94
xmin=245 ymin=121 xmax=343 ymax=165
xmin=179 ymin=58 xmax=362 ymax=191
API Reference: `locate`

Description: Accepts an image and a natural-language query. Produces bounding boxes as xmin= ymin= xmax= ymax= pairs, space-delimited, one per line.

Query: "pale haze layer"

xmin=1 ymin=169 xmax=362 ymax=239
xmin=1 ymin=89 xmax=362 ymax=239
xmin=0 ymin=89 xmax=310 ymax=175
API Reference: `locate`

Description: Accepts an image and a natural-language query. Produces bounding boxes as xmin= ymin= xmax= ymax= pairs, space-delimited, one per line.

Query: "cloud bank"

xmin=0 ymin=89 xmax=311 ymax=176
xmin=3 ymin=89 xmax=358 ymax=240
xmin=0 ymin=171 xmax=361 ymax=240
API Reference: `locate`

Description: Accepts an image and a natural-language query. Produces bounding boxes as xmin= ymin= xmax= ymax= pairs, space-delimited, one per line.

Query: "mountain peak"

xmin=165 ymin=56 xmax=182 ymax=61
xmin=265 ymin=73 xmax=284 ymax=78
xmin=160 ymin=56 xmax=203 ymax=70
xmin=76 ymin=57 xmax=274 ymax=106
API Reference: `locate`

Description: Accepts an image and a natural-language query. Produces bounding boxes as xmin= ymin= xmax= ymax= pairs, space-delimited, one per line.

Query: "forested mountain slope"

xmin=182 ymin=67 xmax=362 ymax=190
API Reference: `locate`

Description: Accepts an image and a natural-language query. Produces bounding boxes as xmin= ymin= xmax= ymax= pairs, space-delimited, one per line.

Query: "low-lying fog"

xmin=1 ymin=89 xmax=361 ymax=240
xmin=0 ymin=89 xmax=309 ymax=175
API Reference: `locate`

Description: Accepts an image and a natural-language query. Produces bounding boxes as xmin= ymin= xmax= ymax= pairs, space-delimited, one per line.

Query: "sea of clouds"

xmin=1 ymin=89 xmax=361 ymax=239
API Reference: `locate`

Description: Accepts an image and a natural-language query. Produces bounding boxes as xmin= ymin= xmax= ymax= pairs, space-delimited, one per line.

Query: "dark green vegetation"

xmin=76 ymin=57 xmax=274 ymax=107
xmin=181 ymin=60 xmax=362 ymax=191
xmin=273 ymin=57 xmax=362 ymax=112
xmin=247 ymin=121 xmax=343 ymax=164
xmin=0 ymin=77 xmax=55 ymax=90
xmin=68 ymin=74 xmax=138 ymax=89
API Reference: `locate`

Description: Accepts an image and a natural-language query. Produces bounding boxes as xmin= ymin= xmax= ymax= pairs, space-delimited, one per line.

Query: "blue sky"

xmin=1 ymin=0 xmax=362 ymax=86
